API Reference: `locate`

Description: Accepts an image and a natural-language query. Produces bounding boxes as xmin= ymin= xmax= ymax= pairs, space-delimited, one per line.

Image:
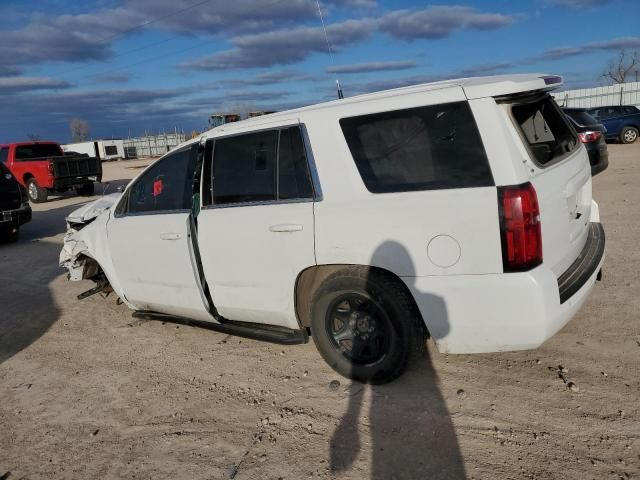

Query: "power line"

xmin=47 ymin=0 xmax=218 ymax=78
xmin=95 ymin=0 xmax=217 ymax=46
xmin=71 ymin=0 xmax=293 ymax=85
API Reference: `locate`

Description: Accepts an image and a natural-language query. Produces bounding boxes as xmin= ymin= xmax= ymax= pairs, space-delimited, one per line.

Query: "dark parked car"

xmin=586 ymin=105 xmax=640 ymax=144
xmin=563 ymin=108 xmax=609 ymax=176
xmin=0 ymin=161 xmax=31 ymax=242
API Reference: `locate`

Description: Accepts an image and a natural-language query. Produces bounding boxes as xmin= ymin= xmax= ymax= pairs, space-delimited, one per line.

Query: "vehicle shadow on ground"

xmin=330 ymin=241 xmax=466 ymax=479
xmin=21 ymin=203 xmax=88 ymax=240
xmin=0 ymin=205 xmax=73 ymax=364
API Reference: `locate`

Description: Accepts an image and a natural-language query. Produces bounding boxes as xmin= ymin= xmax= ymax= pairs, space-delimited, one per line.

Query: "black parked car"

xmin=0 ymin=161 xmax=31 ymax=242
xmin=563 ymin=108 xmax=609 ymax=176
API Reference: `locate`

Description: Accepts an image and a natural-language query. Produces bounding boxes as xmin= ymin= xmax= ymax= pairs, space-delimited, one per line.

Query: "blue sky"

xmin=0 ymin=0 xmax=638 ymax=142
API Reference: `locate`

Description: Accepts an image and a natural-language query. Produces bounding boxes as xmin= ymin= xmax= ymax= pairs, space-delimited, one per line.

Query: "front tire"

xmin=310 ymin=268 xmax=426 ymax=384
xmin=620 ymin=126 xmax=638 ymax=144
xmin=26 ymin=178 xmax=48 ymax=203
xmin=75 ymin=182 xmax=95 ymax=196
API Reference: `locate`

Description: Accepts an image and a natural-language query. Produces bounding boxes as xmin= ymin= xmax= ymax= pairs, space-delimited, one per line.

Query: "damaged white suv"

xmin=61 ymin=74 xmax=605 ymax=383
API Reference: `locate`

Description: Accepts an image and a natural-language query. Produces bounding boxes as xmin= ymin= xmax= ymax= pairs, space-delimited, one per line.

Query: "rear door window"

xmin=340 ymin=102 xmax=493 ymax=193
xmin=511 ymin=95 xmax=577 ymax=166
xmin=278 ymin=127 xmax=314 ymax=200
xmin=212 ymin=130 xmax=278 ymax=205
xmin=208 ymin=126 xmax=313 ymax=206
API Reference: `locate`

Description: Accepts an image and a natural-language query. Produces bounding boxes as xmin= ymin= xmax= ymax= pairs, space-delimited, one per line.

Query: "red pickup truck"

xmin=0 ymin=141 xmax=102 ymax=203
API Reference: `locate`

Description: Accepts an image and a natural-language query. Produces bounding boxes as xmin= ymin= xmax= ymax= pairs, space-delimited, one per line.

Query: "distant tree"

xmin=601 ymin=49 xmax=640 ymax=84
xmin=26 ymin=133 xmax=41 ymax=141
xmin=70 ymin=118 xmax=90 ymax=142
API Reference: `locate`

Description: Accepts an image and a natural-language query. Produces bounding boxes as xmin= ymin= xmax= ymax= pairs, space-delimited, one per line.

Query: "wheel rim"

xmin=624 ymin=129 xmax=637 ymax=143
xmin=28 ymin=182 xmax=38 ymax=199
xmin=325 ymin=293 xmax=392 ymax=366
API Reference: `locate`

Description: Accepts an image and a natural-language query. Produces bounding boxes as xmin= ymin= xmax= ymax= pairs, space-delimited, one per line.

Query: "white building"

xmin=62 ymin=139 xmax=125 ymax=161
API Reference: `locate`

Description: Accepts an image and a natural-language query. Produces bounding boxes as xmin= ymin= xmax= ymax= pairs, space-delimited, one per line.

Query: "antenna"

xmin=315 ymin=0 xmax=345 ymax=100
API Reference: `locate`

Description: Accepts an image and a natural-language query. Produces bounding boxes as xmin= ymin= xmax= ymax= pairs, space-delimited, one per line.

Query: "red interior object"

xmin=153 ymin=178 xmax=163 ymax=197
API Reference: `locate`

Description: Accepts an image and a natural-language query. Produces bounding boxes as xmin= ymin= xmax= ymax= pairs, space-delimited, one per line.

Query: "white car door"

xmin=107 ymin=145 xmax=214 ymax=322
xmin=197 ymin=124 xmax=317 ymax=330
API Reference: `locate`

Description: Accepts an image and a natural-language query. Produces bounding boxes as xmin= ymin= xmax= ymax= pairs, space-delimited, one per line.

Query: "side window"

xmin=0 ymin=147 xmax=8 ymax=163
xmin=278 ymin=127 xmax=314 ymax=200
xmin=212 ymin=130 xmax=278 ymax=204
xmin=125 ymin=146 xmax=196 ymax=214
xmin=209 ymin=127 xmax=314 ymax=206
xmin=340 ymin=102 xmax=493 ymax=193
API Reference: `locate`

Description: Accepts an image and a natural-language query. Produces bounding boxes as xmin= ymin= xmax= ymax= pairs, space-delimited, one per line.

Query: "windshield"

xmin=15 ymin=144 xmax=62 ymax=160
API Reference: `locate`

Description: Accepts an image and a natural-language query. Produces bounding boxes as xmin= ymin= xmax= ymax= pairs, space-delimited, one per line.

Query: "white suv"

xmin=61 ymin=74 xmax=605 ymax=383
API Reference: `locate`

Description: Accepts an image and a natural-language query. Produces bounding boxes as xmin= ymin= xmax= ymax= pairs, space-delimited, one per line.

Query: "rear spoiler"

xmin=463 ymin=75 xmax=564 ymax=100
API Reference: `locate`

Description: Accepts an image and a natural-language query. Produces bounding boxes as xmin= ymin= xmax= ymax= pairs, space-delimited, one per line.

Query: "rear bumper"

xmin=0 ymin=204 xmax=32 ymax=228
xmin=558 ymin=223 xmax=605 ymax=303
xmin=404 ymin=222 xmax=605 ymax=354
xmin=53 ymin=175 xmax=101 ymax=190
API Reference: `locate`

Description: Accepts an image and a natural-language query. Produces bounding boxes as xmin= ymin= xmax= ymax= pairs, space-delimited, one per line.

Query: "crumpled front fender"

xmin=59 ymin=200 xmax=132 ymax=308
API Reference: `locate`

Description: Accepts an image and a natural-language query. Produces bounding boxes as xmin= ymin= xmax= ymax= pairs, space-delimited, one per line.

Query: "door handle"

xmin=269 ymin=224 xmax=303 ymax=233
xmin=160 ymin=232 xmax=181 ymax=240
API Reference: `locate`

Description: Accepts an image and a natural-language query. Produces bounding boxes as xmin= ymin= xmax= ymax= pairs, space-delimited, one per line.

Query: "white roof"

xmin=200 ymin=73 xmax=562 ymax=137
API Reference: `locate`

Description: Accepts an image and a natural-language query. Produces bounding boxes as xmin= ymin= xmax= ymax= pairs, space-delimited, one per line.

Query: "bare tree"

xmin=69 ymin=118 xmax=90 ymax=142
xmin=602 ymin=49 xmax=640 ymax=84
xmin=26 ymin=133 xmax=41 ymax=141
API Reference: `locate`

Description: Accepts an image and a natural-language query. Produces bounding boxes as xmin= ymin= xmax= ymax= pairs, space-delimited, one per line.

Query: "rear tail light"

xmin=578 ymin=131 xmax=602 ymax=143
xmin=47 ymin=160 xmax=55 ymax=176
xmin=498 ymin=182 xmax=543 ymax=272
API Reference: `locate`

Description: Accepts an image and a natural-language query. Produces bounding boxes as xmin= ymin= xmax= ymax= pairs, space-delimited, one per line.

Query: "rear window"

xmin=564 ymin=110 xmax=598 ymax=126
xmin=340 ymin=102 xmax=493 ymax=193
xmin=512 ymin=95 xmax=577 ymax=166
xmin=15 ymin=144 xmax=62 ymax=160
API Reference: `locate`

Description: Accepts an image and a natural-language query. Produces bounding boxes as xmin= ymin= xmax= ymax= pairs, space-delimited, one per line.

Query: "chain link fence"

xmin=123 ymin=132 xmax=187 ymax=158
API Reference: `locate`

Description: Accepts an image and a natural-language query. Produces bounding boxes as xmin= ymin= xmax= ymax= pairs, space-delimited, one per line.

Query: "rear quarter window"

xmin=340 ymin=102 xmax=493 ymax=193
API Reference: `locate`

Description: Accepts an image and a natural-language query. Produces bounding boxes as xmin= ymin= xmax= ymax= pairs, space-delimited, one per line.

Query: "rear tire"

xmin=26 ymin=178 xmax=48 ymax=203
xmin=75 ymin=182 xmax=95 ymax=196
xmin=310 ymin=267 xmax=426 ymax=384
xmin=620 ymin=126 xmax=638 ymax=144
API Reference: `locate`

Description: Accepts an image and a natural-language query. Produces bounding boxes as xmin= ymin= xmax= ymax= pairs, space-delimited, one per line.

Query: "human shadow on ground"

xmin=330 ymin=241 xmax=466 ymax=479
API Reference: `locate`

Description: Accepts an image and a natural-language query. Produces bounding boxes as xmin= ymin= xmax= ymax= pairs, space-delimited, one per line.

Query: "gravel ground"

xmin=1 ymin=146 xmax=639 ymax=480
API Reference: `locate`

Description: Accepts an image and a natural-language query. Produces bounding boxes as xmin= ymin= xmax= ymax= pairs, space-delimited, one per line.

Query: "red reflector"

xmin=578 ymin=131 xmax=602 ymax=143
xmin=498 ymin=182 xmax=543 ymax=272
xmin=47 ymin=160 xmax=55 ymax=176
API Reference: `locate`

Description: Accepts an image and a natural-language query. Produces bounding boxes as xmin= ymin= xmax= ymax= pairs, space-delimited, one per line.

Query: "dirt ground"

xmin=1 ymin=146 xmax=639 ymax=480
